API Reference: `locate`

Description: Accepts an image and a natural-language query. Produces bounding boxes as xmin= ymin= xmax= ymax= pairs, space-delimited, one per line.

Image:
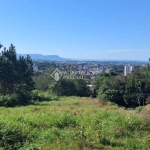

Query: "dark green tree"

xmin=0 ymin=43 xmax=2 ymax=49
xmin=124 ymin=67 xmax=150 ymax=107
xmin=33 ymin=71 xmax=54 ymax=91
xmin=73 ymin=79 xmax=90 ymax=97
xmin=0 ymin=44 xmax=34 ymax=106
xmin=52 ymin=79 xmax=76 ymax=96
xmin=50 ymin=78 xmax=90 ymax=97
xmin=94 ymin=72 xmax=126 ymax=106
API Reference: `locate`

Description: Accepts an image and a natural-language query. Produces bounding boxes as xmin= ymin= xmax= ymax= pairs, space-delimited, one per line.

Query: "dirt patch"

xmin=119 ymin=105 xmax=150 ymax=117
xmin=127 ymin=110 xmax=136 ymax=114
xmin=139 ymin=105 xmax=150 ymax=117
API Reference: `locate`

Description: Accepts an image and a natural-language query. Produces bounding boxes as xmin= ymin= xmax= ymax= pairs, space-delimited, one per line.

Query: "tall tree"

xmin=94 ymin=72 xmax=126 ymax=106
xmin=0 ymin=43 xmax=3 ymax=49
xmin=0 ymin=44 xmax=34 ymax=105
xmin=124 ymin=67 xmax=150 ymax=107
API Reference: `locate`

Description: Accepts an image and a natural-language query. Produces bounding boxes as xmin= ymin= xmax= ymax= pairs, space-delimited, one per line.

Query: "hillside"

xmin=17 ymin=54 xmax=69 ymax=61
xmin=0 ymin=97 xmax=150 ymax=150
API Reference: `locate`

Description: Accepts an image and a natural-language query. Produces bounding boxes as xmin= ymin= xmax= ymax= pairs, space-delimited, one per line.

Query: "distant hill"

xmin=17 ymin=54 xmax=148 ymax=62
xmin=17 ymin=54 xmax=69 ymax=61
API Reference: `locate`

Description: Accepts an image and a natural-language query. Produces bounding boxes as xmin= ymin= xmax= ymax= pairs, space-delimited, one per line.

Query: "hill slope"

xmin=17 ymin=54 xmax=69 ymax=61
xmin=0 ymin=97 xmax=150 ymax=149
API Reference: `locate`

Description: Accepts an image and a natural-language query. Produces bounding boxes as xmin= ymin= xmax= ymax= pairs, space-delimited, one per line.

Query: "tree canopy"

xmin=94 ymin=68 xmax=150 ymax=107
xmin=0 ymin=44 xmax=34 ymax=106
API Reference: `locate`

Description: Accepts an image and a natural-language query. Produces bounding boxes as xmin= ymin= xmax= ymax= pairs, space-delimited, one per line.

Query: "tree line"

xmin=0 ymin=44 xmax=90 ymax=106
xmin=1 ymin=43 xmax=150 ymax=107
xmin=94 ymin=67 xmax=150 ymax=107
xmin=33 ymin=71 xmax=90 ymax=97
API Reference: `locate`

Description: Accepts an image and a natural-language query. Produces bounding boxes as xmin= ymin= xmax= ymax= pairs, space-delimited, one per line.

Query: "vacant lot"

xmin=0 ymin=97 xmax=150 ymax=150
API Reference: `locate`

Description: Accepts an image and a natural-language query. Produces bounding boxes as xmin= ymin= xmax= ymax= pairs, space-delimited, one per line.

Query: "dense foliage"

xmin=34 ymin=72 xmax=90 ymax=97
xmin=33 ymin=71 xmax=54 ymax=91
xmin=51 ymin=78 xmax=90 ymax=96
xmin=1 ymin=44 xmax=150 ymax=108
xmin=94 ymin=67 xmax=150 ymax=107
xmin=0 ymin=44 xmax=34 ymax=106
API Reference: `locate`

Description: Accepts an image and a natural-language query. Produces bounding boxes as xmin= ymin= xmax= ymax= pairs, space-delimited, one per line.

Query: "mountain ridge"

xmin=17 ymin=54 xmax=69 ymax=61
xmin=17 ymin=54 xmax=149 ymax=62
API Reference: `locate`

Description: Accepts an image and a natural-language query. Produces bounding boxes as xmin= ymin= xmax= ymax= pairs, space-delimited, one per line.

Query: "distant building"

xmin=124 ymin=65 xmax=134 ymax=76
xmin=130 ymin=66 xmax=134 ymax=72
xmin=105 ymin=69 xmax=110 ymax=73
xmin=33 ymin=64 xmax=38 ymax=71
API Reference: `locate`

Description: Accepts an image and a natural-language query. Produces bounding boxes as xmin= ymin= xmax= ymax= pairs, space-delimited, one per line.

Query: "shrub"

xmin=0 ymin=121 xmax=36 ymax=149
xmin=135 ymin=106 xmax=143 ymax=113
xmin=56 ymin=113 xmax=77 ymax=129
xmin=146 ymin=96 xmax=150 ymax=104
xmin=0 ymin=94 xmax=20 ymax=107
xmin=0 ymin=91 xmax=31 ymax=107
xmin=31 ymin=90 xmax=51 ymax=102
xmin=98 ymin=94 xmax=107 ymax=105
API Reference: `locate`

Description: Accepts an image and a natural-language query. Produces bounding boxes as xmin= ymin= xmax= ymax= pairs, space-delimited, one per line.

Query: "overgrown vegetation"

xmin=50 ymin=78 xmax=90 ymax=96
xmin=94 ymin=67 xmax=150 ymax=107
xmin=34 ymin=71 xmax=90 ymax=97
xmin=0 ymin=97 xmax=150 ymax=150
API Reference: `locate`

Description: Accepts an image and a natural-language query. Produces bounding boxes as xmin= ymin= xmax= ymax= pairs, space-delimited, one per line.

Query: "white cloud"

xmin=105 ymin=49 xmax=150 ymax=53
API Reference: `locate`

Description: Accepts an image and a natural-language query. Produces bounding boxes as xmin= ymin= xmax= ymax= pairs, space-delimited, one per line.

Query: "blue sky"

xmin=0 ymin=0 xmax=150 ymax=61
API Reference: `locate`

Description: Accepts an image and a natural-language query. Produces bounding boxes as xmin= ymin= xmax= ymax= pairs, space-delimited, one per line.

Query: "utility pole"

xmin=138 ymin=81 xmax=144 ymax=106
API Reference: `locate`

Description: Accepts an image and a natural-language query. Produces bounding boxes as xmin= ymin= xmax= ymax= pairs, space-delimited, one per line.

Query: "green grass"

xmin=0 ymin=97 xmax=150 ymax=150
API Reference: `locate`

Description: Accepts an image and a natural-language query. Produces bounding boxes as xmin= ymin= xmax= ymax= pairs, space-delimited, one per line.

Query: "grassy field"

xmin=0 ymin=97 xmax=150 ymax=150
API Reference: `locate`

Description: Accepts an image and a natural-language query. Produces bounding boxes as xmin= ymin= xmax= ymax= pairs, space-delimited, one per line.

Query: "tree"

xmin=0 ymin=43 xmax=3 ymax=49
xmin=51 ymin=79 xmax=76 ymax=96
xmin=94 ymin=72 xmax=126 ymax=106
xmin=0 ymin=45 xmax=17 ymax=95
xmin=124 ymin=67 xmax=150 ymax=107
xmin=0 ymin=44 xmax=34 ymax=106
xmin=73 ymin=79 xmax=90 ymax=97
xmin=50 ymin=78 xmax=90 ymax=97
xmin=33 ymin=71 xmax=55 ymax=91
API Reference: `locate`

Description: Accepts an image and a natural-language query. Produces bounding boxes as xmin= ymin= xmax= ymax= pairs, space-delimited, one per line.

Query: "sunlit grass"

xmin=0 ymin=97 xmax=149 ymax=149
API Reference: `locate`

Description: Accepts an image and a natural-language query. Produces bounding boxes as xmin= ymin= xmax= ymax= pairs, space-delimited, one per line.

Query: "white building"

xmin=130 ymin=66 xmax=134 ymax=72
xmin=33 ymin=64 xmax=38 ymax=71
xmin=124 ymin=65 xmax=134 ymax=76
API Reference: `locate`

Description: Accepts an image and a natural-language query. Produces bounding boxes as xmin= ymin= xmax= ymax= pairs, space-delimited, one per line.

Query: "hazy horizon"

xmin=16 ymin=53 xmax=149 ymax=62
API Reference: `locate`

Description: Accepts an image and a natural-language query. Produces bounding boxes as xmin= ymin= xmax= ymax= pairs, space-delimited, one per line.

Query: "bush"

xmin=98 ymin=94 xmax=107 ymax=105
xmin=16 ymin=90 xmax=31 ymax=105
xmin=0 ymin=94 xmax=20 ymax=107
xmin=0 ymin=121 xmax=36 ymax=149
xmin=56 ymin=113 xmax=77 ymax=129
xmin=31 ymin=90 xmax=51 ymax=102
xmin=49 ymin=79 xmax=90 ymax=97
xmin=135 ymin=106 xmax=143 ymax=113
xmin=0 ymin=91 xmax=31 ymax=107
xmin=146 ymin=96 xmax=150 ymax=104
